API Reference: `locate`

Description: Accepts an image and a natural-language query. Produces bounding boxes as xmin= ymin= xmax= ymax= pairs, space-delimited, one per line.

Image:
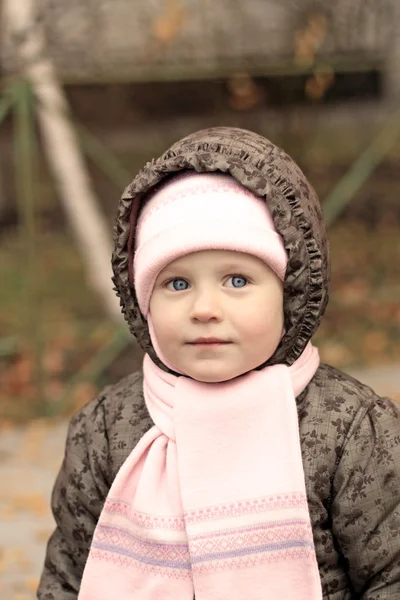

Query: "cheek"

xmin=150 ymin=300 xmax=180 ymax=344
xmin=237 ymin=293 xmax=283 ymax=340
xmin=241 ymin=313 xmax=282 ymax=342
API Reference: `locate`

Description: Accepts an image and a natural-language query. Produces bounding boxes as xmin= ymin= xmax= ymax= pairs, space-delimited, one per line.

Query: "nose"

xmin=189 ymin=288 xmax=223 ymax=323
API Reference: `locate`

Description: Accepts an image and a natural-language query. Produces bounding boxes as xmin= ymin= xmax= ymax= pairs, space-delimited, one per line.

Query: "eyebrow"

xmin=160 ymin=261 xmax=253 ymax=276
xmin=219 ymin=261 xmax=252 ymax=269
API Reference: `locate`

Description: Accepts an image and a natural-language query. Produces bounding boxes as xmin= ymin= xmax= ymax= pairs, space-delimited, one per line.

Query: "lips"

xmin=189 ymin=337 xmax=230 ymax=344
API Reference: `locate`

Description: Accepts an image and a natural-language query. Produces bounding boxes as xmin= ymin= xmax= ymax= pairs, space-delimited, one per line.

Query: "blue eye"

xmin=166 ymin=278 xmax=189 ymax=291
xmin=228 ymin=276 xmax=247 ymax=288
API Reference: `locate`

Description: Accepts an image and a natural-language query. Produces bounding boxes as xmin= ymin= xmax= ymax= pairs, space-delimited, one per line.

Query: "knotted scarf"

xmin=79 ymin=342 xmax=322 ymax=600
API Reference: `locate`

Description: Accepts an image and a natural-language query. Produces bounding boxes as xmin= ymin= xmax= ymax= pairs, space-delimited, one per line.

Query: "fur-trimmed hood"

xmin=112 ymin=126 xmax=330 ymax=372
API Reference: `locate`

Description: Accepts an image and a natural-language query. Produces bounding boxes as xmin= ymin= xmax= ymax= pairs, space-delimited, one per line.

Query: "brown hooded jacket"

xmin=38 ymin=127 xmax=400 ymax=600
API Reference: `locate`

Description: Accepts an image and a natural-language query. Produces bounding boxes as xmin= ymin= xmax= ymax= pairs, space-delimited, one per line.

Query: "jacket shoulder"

xmin=72 ymin=369 xmax=152 ymax=481
xmin=73 ymin=370 xmax=149 ymax=430
xmin=299 ymin=362 xmax=400 ymax=481
xmin=303 ymin=362 xmax=393 ymax=420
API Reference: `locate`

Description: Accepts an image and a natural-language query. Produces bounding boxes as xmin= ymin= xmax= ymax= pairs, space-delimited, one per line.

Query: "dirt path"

xmin=1 ymin=365 xmax=399 ymax=599
xmin=0 ymin=420 xmax=68 ymax=600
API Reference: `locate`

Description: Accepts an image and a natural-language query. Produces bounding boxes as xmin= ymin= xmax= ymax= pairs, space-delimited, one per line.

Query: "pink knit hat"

xmin=134 ymin=172 xmax=287 ymax=317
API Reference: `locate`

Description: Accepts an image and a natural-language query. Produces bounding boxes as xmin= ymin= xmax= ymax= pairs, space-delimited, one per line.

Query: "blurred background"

xmin=1 ymin=1 xmax=400 ymax=596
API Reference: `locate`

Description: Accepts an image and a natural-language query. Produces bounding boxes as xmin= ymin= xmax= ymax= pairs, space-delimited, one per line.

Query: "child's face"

xmin=149 ymin=250 xmax=284 ymax=382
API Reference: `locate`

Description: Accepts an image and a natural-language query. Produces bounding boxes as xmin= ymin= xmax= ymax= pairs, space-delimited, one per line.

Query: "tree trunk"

xmin=3 ymin=0 xmax=124 ymax=323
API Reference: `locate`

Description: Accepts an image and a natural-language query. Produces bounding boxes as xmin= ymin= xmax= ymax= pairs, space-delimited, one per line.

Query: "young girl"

xmin=38 ymin=127 xmax=400 ymax=600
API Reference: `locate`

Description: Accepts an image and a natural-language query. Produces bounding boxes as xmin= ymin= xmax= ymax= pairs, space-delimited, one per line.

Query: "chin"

xmin=185 ymin=366 xmax=246 ymax=383
xmin=194 ymin=374 xmax=229 ymax=383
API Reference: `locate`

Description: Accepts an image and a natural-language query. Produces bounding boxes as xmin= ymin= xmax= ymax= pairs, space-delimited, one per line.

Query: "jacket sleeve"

xmin=37 ymin=401 xmax=110 ymax=599
xmin=331 ymin=395 xmax=400 ymax=599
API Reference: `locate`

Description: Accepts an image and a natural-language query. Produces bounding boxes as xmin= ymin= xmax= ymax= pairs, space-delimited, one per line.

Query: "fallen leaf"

xmin=35 ymin=528 xmax=53 ymax=543
xmin=9 ymin=493 xmax=49 ymax=517
xmin=25 ymin=577 xmax=40 ymax=592
xmin=6 ymin=546 xmax=32 ymax=571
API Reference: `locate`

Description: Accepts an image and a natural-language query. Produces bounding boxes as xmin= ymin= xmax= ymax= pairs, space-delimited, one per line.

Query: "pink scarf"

xmin=79 ymin=343 xmax=322 ymax=600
